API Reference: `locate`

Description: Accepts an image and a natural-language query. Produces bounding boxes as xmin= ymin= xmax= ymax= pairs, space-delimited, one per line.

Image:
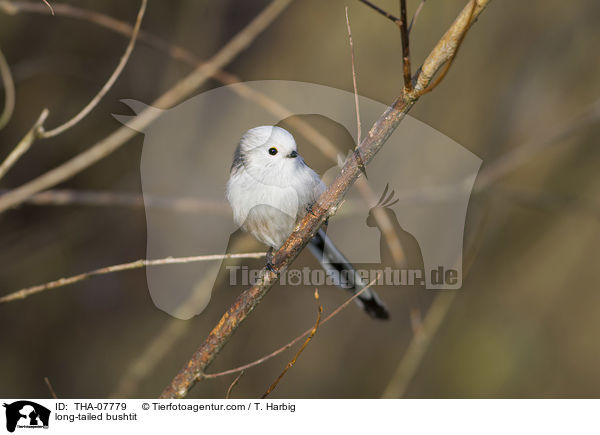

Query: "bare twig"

xmin=0 ymin=252 xmax=266 ymax=304
xmin=414 ymin=0 xmax=478 ymax=96
xmin=0 ymin=109 xmax=49 ymax=181
xmin=0 ymin=1 xmax=403 ymax=269
xmin=345 ymin=7 xmax=362 ymax=145
xmin=358 ymin=0 xmax=401 ymax=25
xmin=399 ymin=0 xmax=412 ymax=90
xmin=159 ymin=0 xmax=492 ymax=399
xmin=40 ymin=0 xmax=146 ymax=138
xmin=225 ymin=370 xmax=245 ymax=399
xmin=0 ymin=0 xmax=294 ymax=213
xmin=41 ymin=0 xmax=53 ymax=15
xmin=110 ymin=236 xmax=259 ymax=398
xmin=203 ymin=275 xmax=380 ymax=380
xmin=43 ymin=376 xmax=58 ymax=399
xmin=261 ymin=289 xmax=322 ymax=398
xmin=408 ymin=0 xmax=426 ymax=34
xmin=0 ymin=0 xmax=146 ymax=182
xmin=3 ymin=188 xmax=231 ymax=214
xmin=356 ymin=0 xmax=413 ymax=90
xmin=0 ymin=47 xmax=15 ymax=130
xmin=0 ymin=2 xmax=338 ymax=158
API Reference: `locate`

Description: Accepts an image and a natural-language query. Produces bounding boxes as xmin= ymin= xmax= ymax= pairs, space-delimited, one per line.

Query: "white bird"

xmin=226 ymin=126 xmax=389 ymax=319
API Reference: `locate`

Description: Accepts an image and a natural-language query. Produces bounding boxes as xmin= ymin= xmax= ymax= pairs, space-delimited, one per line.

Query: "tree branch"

xmin=0 ymin=109 xmax=49 ymax=181
xmin=40 ymin=0 xmax=146 ymax=138
xmin=159 ymin=0 xmax=492 ymax=399
xmin=357 ymin=0 xmax=401 ymax=25
xmin=1 ymin=188 xmax=232 ymax=214
xmin=345 ymin=7 xmax=362 ymax=145
xmin=399 ymin=0 xmax=412 ymax=90
xmin=0 ymin=252 xmax=266 ymax=304
xmin=0 ymin=46 xmax=15 ymax=130
xmin=40 ymin=0 xmax=53 ymax=15
xmin=225 ymin=371 xmax=244 ymax=399
xmin=261 ymin=289 xmax=322 ymax=398
xmin=0 ymin=0 xmax=294 ymax=213
xmin=0 ymin=0 xmax=146 ymax=182
xmin=202 ymin=275 xmax=380 ymax=380
xmin=43 ymin=376 xmax=58 ymax=399
xmin=408 ymin=0 xmax=426 ymax=34
xmin=413 ymin=0 xmax=479 ymax=95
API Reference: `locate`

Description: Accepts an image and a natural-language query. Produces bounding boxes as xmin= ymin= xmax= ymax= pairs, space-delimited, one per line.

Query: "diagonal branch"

xmin=0 ymin=0 xmax=146 ymax=182
xmin=414 ymin=0 xmax=479 ymax=95
xmin=40 ymin=0 xmax=146 ymax=138
xmin=357 ymin=0 xmax=401 ymax=25
xmin=345 ymin=7 xmax=362 ymax=145
xmin=0 ymin=109 xmax=49 ymax=181
xmin=159 ymin=0 xmax=492 ymax=399
xmin=408 ymin=0 xmax=426 ymax=34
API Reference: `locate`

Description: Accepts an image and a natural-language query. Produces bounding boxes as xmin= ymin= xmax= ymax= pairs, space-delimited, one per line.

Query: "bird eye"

xmin=268 ymin=147 xmax=278 ymax=155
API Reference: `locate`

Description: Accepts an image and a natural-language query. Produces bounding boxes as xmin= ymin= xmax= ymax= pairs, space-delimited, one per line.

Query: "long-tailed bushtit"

xmin=226 ymin=126 xmax=388 ymax=319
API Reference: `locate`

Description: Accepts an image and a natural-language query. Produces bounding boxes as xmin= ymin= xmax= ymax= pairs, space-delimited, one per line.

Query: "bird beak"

xmin=288 ymin=150 xmax=298 ymax=158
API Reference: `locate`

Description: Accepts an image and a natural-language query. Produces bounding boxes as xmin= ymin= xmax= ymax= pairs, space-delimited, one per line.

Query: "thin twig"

xmin=0 ymin=109 xmax=49 ymax=181
xmin=41 ymin=0 xmax=53 ymax=15
xmin=159 ymin=0 xmax=492 ymax=399
xmin=1 ymin=188 xmax=231 ymax=214
xmin=110 ymin=236 xmax=259 ymax=398
xmin=261 ymin=289 xmax=322 ymax=398
xmin=0 ymin=0 xmax=341 ymax=162
xmin=0 ymin=0 xmax=146 ymax=182
xmin=1 ymin=2 xmax=398 ymax=264
xmin=0 ymin=47 xmax=15 ymax=130
xmin=44 ymin=376 xmax=58 ymax=399
xmin=414 ymin=0 xmax=478 ymax=96
xmin=408 ymin=0 xmax=426 ymax=34
xmin=0 ymin=252 xmax=266 ymax=304
xmin=399 ymin=0 xmax=412 ymax=90
xmin=356 ymin=0 xmax=413 ymax=90
xmin=225 ymin=370 xmax=245 ymax=399
xmin=345 ymin=7 xmax=361 ymax=145
xmin=203 ymin=276 xmax=380 ymax=379
xmin=358 ymin=0 xmax=401 ymax=25
xmin=40 ymin=0 xmax=146 ymax=138
xmin=0 ymin=0 xmax=294 ymax=213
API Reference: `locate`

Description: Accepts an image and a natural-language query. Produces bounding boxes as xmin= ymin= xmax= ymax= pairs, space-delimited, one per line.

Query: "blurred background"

xmin=1 ymin=0 xmax=599 ymax=398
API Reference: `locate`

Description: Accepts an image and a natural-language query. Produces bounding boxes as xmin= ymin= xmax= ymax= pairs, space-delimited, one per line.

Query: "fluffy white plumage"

xmin=226 ymin=126 xmax=325 ymax=248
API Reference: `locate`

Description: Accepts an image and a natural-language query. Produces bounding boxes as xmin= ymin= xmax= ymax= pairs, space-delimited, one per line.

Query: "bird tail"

xmin=307 ymin=229 xmax=389 ymax=320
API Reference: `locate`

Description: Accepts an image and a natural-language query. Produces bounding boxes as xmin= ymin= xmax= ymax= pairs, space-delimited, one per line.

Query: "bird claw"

xmin=306 ymin=203 xmax=318 ymax=217
xmin=265 ymin=247 xmax=276 ymax=273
